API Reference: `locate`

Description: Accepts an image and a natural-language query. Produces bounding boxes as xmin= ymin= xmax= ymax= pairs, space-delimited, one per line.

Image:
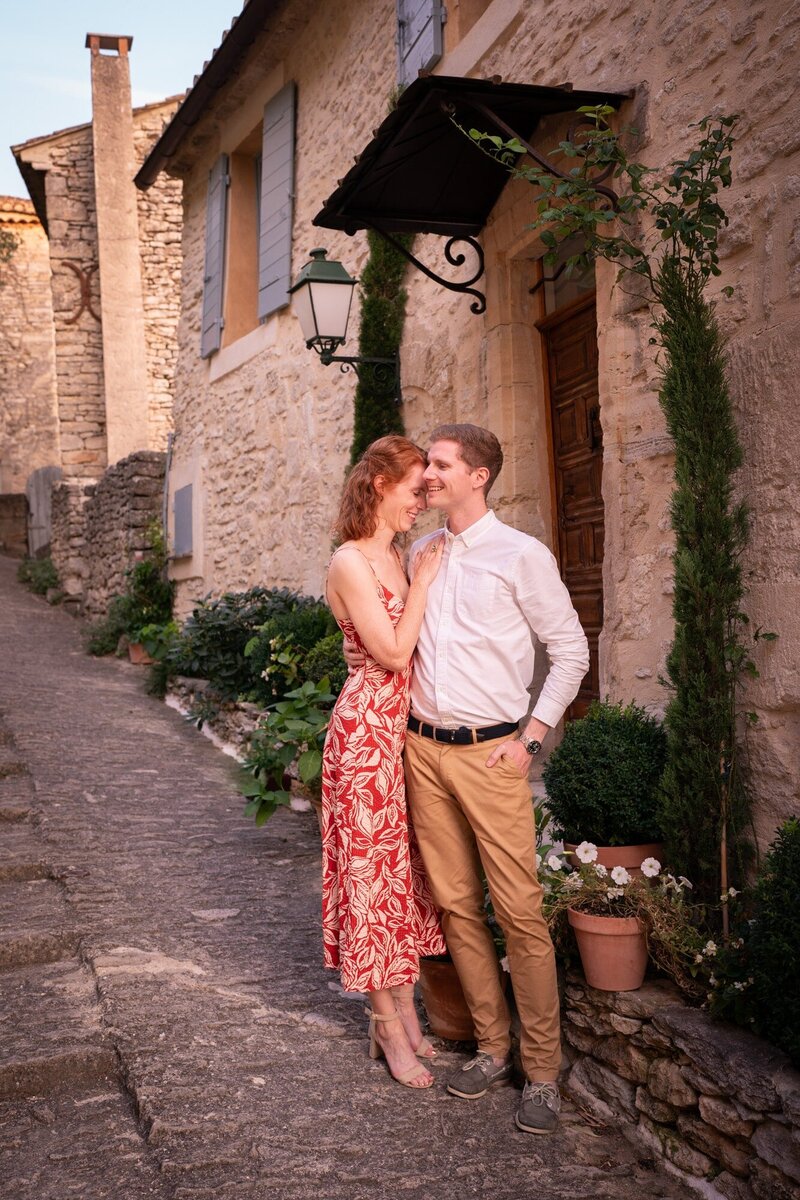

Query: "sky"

xmin=0 ymin=0 xmax=241 ymax=197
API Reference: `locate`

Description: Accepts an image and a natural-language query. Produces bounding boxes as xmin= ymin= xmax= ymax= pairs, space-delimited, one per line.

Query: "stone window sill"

xmin=207 ymin=317 xmax=278 ymax=384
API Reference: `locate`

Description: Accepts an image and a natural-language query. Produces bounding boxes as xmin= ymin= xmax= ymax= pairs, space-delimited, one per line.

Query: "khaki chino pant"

xmin=404 ymin=730 xmax=561 ymax=1081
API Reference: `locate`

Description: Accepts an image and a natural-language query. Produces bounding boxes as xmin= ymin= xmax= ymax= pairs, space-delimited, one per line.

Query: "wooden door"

xmin=539 ymin=294 xmax=603 ymax=720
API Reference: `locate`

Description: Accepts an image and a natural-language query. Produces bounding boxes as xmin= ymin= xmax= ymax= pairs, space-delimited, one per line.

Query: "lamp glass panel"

xmin=292 ymin=284 xmax=317 ymax=343
xmin=308 ymin=279 xmax=355 ymax=342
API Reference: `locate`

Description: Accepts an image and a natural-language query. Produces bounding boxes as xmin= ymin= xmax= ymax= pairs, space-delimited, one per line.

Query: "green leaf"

xmin=298 ymin=748 xmax=322 ymax=783
xmin=540 ymin=229 xmax=557 ymax=248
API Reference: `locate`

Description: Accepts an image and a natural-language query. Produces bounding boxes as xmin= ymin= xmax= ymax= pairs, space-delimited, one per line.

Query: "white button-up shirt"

xmin=409 ymin=510 xmax=589 ymax=729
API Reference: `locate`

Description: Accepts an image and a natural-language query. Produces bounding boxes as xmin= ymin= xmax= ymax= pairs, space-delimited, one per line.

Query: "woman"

xmin=322 ymin=435 xmax=446 ymax=1090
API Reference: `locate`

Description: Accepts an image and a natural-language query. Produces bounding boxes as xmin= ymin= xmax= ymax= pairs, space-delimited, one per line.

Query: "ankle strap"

xmin=365 ymin=1006 xmax=399 ymax=1022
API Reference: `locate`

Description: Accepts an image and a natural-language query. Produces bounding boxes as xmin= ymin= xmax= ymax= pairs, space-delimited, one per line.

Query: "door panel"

xmin=542 ymin=295 xmax=604 ymax=720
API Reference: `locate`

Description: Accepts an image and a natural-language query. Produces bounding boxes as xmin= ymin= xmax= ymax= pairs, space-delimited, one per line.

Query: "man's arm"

xmin=487 ymin=539 xmax=589 ymax=773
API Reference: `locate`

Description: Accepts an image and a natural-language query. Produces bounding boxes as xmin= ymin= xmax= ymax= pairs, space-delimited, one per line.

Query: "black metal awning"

xmin=313 ymin=75 xmax=631 ymax=240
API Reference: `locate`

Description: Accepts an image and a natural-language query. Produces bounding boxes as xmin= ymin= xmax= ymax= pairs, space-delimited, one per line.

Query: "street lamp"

xmin=290 ymin=248 xmax=401 ymax=402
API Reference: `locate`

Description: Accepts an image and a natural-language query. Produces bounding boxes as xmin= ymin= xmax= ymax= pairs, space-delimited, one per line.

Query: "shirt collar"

xmin=445 ymin=508 xmax=497 ymax=548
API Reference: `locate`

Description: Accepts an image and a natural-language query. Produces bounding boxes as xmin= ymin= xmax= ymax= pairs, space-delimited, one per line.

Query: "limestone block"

xmin=681 ymin=1065 xmax=726 ymax=1098
xmin=612 ymin=984 xmax=684 ymax=1020
xmin=569 ymin=1056 xmax=638 ymax=1119
xmin=647 ymin=1058 xmax=698 ymax=1108
xmin=609 ymin=1014 xmax=643 ymax=1036
xmin=749 ymin=1157 xmax=800 ymax=1200
xmin=638 ymin=1114 xmax=715 ymax=1177
xmin=776 ymin=1072 xmax=800 ymax=1126
xmin=640 ymin=1024 xmax=674 ymax=1053
xmin=563 ymin=1023 xmax=597 ymax=1055
xmin=677 ymin=1113 xmax=754 ymax=1177
xmin=564 ymin=1065 xmax=619 ymax=1127
xmin=752 ymin=1120 xmax=800 ymax=1184
xmin=654 ymin=1007 xmax=786 ymax=1111
xmin=636 ymin=1086 xmax=678 ymax=1125
xmin=714 ymin=1171 xmax=757 ymax=1200
xmin=699 ymin=1095 xmax=756 ymax=1140
xmin=593 ymin=1036 xmax=651 ymax=1085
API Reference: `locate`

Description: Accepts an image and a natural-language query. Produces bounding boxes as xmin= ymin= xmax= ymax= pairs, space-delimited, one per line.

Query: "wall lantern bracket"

xmin=368 ymin=225 xmax=487 ymax=316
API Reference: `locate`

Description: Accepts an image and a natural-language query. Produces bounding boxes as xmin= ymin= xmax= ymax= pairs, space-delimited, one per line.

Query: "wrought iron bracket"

xmin=369 ymin=224 xmax=486 ymax=316
xmin=313 ymin=344 xmax=402 ymax=405
xmin=441 ymin=94 xmax=620 ymax=208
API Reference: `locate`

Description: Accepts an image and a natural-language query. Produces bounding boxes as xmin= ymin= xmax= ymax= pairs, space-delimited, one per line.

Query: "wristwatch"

xmin=519 ymin=734 xmax=542 ymax=756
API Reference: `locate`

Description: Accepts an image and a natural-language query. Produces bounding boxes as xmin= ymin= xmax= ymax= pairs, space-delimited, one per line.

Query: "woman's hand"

xmin=343 ymin=637 xmax=366 ymax=674
xmin=411 ymin=535 xmax=445 ymax=589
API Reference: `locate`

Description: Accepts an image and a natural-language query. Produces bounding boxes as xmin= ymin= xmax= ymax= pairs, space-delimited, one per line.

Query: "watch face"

xmin=526 ymin=739 xmax=542 ymax=755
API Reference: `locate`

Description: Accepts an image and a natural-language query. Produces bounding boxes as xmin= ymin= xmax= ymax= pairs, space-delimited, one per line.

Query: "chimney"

xmin=86 ymin=33 xmax=150 ymax=465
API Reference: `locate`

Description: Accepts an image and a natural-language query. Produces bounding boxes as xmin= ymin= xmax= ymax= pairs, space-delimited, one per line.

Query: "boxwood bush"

xmin=304 ymin=630 xmax=347 ymax=695
xmin=541 ymin=699 xmax=667 ymax=846
xmin=245 ymin=603 xmax=338 ymax=703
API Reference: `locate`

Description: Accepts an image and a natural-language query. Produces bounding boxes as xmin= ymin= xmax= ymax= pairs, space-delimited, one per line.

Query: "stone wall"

xmin=0 ymin=197 xmax=59 ymax=496
xmin=563 ymin=976 xmax=800 ymax=1200
xmin=162 ymin=0 xmax=800 ymax=849
xmin=50 ymin=451 xmax=165 ymax=618
xmin=81 ymin=451 xmax=166 ymax=621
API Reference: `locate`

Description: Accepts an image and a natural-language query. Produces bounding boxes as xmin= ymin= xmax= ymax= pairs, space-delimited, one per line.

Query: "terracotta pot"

xmin=564 ymin=842 xmax=665 ymax=877
xmin=567 ymin=907 xmax=648 ymax=992
xmin=128 ymin=641 xmax=155 ymax=665
xmin=418 ymin=957 xmax=475 ymax=1041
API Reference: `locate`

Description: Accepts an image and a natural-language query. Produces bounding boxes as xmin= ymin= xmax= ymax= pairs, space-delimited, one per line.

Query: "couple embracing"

xmin=321 ymin=424 xmax=589 ymax=1135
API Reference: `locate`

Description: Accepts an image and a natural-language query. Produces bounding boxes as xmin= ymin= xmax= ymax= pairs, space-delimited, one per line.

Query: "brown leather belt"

xmin=407 ymin=716 xmax=518 ymax=745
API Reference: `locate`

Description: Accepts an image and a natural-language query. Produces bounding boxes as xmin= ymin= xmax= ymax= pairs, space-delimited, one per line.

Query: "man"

xmin=348 ymin=424 xmax=589 ymax=1134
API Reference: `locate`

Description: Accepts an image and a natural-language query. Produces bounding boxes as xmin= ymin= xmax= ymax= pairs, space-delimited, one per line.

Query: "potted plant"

xmin=543 ymin=847 xmax=706 ymax=994
xmin=541 ymin=700 xmax=666 ymax=872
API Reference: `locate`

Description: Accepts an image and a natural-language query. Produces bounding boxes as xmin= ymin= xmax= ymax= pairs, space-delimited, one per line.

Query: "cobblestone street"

xmin=0 ymin=555 xmax=686 ymax=1200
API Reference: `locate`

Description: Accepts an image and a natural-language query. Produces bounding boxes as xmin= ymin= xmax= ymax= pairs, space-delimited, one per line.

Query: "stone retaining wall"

xmin=50 ymin=451 xmax=165 ymax=617
xmin=563 ymin=975 xmax=800 ymax=1199
xmin=166 ymin=677 xmax=262 ymax=755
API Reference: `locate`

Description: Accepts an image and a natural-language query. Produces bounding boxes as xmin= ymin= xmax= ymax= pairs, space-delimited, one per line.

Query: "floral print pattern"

xmin=321 ymin=580 xmax=445 ymax=991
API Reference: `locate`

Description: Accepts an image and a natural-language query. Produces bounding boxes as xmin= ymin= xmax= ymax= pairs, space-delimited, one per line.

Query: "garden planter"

xmin=128 ymin=641 xmax=155 ymax=665
xmin=567 ymin=907 xmax=648 ymax=991
xmin=418 ymin=957 xmax=475 ymax=1041
xmin=564 ymin=842 xmax=664 ymax=877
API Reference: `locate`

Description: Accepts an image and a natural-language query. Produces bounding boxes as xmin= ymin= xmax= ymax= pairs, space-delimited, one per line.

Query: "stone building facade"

xmin=3 ymin=34 xmax=184 ymax=601
xmin=138 ymin=0 xmax=800 ymax=849
xmin=0 ymin=196 xmax=59 ymax=499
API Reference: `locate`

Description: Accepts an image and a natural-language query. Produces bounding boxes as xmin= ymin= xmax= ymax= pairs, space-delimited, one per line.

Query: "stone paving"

xmin=0 ymin=554 xmax=687 ymax=1200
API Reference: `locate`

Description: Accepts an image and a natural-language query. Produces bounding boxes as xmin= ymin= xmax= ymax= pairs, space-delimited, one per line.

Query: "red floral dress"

xmin=321 ymin=572 xmax=445 ymax=992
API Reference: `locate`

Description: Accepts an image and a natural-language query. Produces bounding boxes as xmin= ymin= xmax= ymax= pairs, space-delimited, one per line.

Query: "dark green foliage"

xmin=304 ymin=630 xmax=347 ymax=695
xmin=542 ymin=700 xmax=667 ymax=846
xmin=349 ymin=229 xmax=409 ymax=463
xmin=165 ymin=587 xmax=320 ymax=699
xmin=17 ymin=556 xmax=59 ymax=596
xmin=711 ymin=821 xmax=800 ymax=1066
xmin=245 ymin=603 xmax=338 ymax=703
xmin=655 ymin=260 xmax=752 ymax=905
xmin=86 ymin=538 xmax=174 ymax=657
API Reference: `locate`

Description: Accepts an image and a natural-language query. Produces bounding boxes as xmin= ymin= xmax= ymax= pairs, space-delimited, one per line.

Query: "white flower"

xmin=694 ymin=953 xmax=704 ymax=964
xmin=536 ymin=853 xmax=542 ymax=869
xmin=703 ymin=940 xmax=717 ymax=957
xmin=709 ymin=974 xmax=717 ymax=987
xmin=565 ymin=874 xmax=583 ymax=890
xmin=610 ymin=866 xmax=631 ymax=886
xmin=594 ymin=863 xmax=608 ymax=878
xmin=728 ymin=887 xmax=739 ymax=897
xmin=678 ymin=876 xmax=694 ymax=890
xmin=575 ymin=841 xmax=598 ymax=864
xmin=606 ymin=886 xmax=624 ymax=900
xmin=500 ymin=956 xmax=510 ymax=973
xmin=640 ymin=857 xmax=661 ymax=878
xmin=546 ymin=854 xmax=564 ymax=872
xmin=732 ymin=937 xmax=744 ymax=949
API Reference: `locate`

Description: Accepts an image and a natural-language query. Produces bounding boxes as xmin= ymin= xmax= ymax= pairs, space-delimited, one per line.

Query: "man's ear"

xmin=472 ymin=466 xmax=490 ymax=492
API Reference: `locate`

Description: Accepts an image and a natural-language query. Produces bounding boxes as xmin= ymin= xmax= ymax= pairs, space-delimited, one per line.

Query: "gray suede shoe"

xmin=446 ymin=1052 xmax=513 ymax=1099
xmin=515 ymin=1080 xmax=561 ymax=1134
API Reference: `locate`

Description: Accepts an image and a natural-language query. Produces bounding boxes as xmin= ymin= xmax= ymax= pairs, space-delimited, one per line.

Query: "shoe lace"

xmin=523 ymin=1081 xmax=560 ymax=1110
xmin=465 ymin=1053 xmax=498 ymax=1076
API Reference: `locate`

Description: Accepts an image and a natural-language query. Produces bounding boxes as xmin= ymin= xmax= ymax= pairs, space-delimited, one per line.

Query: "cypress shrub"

xmin=349 ymin=229 xmax=410 ymax=463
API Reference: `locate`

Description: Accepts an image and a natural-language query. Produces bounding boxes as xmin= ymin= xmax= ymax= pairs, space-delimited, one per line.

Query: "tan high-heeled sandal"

xmin=365 ymin=1008 xmax=434 ymax=1089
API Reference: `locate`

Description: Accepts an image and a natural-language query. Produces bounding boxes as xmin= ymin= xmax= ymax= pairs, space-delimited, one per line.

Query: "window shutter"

xmin=258 ymin=81 xmax=296 ymax=321
xmin=200 ymin=154 xmax=229 ymax=358
xmin=396 ymin=0 xmax=444 ymax=88
xmin=173 ymin=484 xmax=193 ymax=558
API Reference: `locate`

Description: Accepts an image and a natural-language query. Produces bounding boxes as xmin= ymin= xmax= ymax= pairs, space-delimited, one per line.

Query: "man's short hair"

xmin=429 ymin=423 xmax=504 ymax=496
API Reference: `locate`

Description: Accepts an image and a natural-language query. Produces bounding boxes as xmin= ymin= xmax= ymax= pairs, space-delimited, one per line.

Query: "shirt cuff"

xmin=531 ymin=696 xmax=568 ymax=729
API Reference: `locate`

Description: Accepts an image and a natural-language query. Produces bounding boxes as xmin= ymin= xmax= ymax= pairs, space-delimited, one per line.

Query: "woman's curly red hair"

xmin=335 ymin=435 xmax=426 ymax=542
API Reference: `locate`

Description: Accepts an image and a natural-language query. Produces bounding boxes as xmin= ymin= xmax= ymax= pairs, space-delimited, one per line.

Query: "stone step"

xmin=0 ymin=960 xmax=116 ymax=1100
xmin=0 ymin=823 xmax=48 ymax=882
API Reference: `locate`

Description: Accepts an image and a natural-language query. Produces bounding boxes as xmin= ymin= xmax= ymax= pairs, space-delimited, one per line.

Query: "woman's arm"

xmin=327 ymin=541 xmax=443 ymax=672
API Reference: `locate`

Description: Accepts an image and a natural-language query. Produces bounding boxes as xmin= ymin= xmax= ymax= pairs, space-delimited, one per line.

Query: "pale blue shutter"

xmin=200 ymin=154 xmax=229 ymax=358
xmin=258 ymin=81 xmax=296 ymax=321
xmin=173 ymin=484 xmax=193 ymax=558
xmin=396 ymin=0 xmax=444 ymax=87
